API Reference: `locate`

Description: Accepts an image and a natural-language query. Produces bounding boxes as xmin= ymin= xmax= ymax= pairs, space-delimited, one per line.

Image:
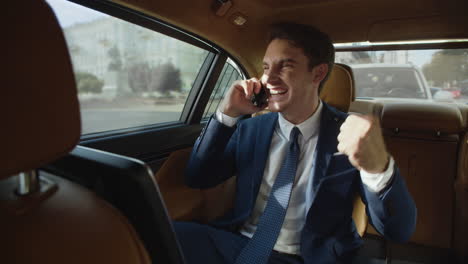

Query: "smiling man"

xmin=175 ymin=22 xmax=417 ymax=264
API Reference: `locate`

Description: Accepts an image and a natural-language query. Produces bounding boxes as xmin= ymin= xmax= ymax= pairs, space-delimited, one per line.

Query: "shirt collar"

xmin=277 ymin=100 xmax=323 ymax=142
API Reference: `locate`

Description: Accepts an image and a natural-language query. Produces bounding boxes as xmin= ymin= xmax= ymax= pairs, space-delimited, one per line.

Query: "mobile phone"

xmin=251 ymin=82 xmax=268 ymax=108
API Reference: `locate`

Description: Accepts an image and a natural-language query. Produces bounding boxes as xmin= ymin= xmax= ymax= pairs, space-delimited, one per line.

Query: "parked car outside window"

xmin=336 ymin=48 xmax=468 ymax=103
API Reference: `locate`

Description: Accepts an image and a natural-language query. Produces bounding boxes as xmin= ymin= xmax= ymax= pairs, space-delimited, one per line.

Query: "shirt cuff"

xmin=215 ymin=109 xmax=241 ymax=127
xmin=360 ymin=156 xmax=395 ymax=193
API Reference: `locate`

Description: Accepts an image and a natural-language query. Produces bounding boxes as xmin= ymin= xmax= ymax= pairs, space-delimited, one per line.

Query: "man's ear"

xmin=312 ymin=64 xmax=328 ymax=83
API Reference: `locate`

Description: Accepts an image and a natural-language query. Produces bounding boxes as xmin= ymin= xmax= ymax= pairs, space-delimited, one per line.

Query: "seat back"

xmin=453 ymin=105 xmax=468 ymax=263
xmin=45 ymin=146 xmax=186 ymax=264
xmin=1 ymin=1 xmax=150 ymax=263
xmin=378 ymin=102 xmax=464 ymax=249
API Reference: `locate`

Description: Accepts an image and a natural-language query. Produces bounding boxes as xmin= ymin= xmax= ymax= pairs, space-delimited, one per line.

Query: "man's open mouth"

xmin=269 ymin=89 xmax=287 ymax=95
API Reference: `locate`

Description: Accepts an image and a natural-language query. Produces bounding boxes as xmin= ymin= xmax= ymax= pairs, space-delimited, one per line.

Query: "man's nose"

xmin=264 ymin=69 xmax=279 ymax=85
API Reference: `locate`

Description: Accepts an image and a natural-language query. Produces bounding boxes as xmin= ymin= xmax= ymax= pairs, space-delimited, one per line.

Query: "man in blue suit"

xmin=174 ymin=23 xmax=416 ymax=264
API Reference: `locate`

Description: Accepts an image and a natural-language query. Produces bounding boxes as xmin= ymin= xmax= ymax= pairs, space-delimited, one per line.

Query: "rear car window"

xmin=352 ymin=66 xmax=427 ymax=99
xmin=336 ymin=48 xmax=468 ymax=103
xmin=47 ymin=0 xmax=211 ymax=134
xmin=202 ymin=58 xmax=244 ymax=119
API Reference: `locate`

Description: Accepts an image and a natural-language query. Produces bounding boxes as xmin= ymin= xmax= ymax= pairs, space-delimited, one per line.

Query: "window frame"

xmin=334 ymin=41 xmax=468 ymax=52
xmin=63 ymin=0 xmax=247 ymax=143
xmin=70 ymin=0 xmax=216 ymax=52
xmin=201 ymin=58 xmax=245 ymax=121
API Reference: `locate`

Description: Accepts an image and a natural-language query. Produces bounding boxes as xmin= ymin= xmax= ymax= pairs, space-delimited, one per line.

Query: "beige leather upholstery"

xmin=377 ymin=102 xmax=464 ymax=249
xmin=319 ymin=63 xmax=355 ymax=112
xmin=156 ymin=62 xmax=368 ymax=236
xmin=155 ymin=148 xmax=236 ymax=222
xmin=2 ymin=0 xmax=81 ymax=179
xmin=453 ymin=105 xmax=468 ymax=263
xmin=381 ymin=103 xmax=463 ymax=134
xmin=155 ymin=148 xmax=205 ymax=220
xmin=0 ymin=174 xmax=150 ymax=264
xmin=0 ymin=1 xmax=150 ymax=263
xmin=352 ymin=99 xmax=467 ymax=257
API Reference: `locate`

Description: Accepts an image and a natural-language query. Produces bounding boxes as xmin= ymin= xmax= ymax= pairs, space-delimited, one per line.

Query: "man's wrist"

xmin=376 ymin=153 xmax=391 ymax=174
xmin=215 ymin=109 xmax=241 ymax=127
xmin=361 ymin=156 xmax=395 ymax=193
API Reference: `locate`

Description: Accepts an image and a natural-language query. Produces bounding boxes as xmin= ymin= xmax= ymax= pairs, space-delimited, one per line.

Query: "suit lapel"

xmin=311 ymin=103 xmax=345 ymax=189
xmin=303 ymin=103 xmax=348 ymax=227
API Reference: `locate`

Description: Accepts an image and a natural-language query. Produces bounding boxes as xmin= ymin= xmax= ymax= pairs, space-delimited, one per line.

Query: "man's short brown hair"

xmin=269 ymin=22 xmax=335 ymax=92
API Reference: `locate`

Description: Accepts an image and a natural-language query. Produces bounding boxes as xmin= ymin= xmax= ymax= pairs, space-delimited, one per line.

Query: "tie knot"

xmin=290 ymin=127 xmax=300 ymax=142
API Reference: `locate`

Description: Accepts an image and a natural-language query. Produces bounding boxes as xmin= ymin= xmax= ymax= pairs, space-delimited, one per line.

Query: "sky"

xmin=46 ymin=0 xmax=107 ymax=28
xmin=407 ymin=50 xmax=436 ymax=68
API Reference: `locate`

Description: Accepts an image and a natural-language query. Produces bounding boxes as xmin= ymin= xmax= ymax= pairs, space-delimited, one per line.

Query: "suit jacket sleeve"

xmin=359 ymin=164 xmax=417 ymax=243
xmin=185 ymin=116 xmax=239 ymax=189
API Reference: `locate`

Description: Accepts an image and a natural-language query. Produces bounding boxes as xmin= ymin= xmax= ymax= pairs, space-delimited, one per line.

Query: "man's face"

xmin=262 ymin=39 xmax=321 ymax=117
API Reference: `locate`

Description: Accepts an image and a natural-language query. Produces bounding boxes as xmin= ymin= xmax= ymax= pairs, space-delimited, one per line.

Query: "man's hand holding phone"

xmin=218 ymin=78 xmax=269 ymax=118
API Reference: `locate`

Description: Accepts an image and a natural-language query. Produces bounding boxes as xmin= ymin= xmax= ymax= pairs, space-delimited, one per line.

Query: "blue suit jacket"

xmin=186 ymin=103 xmax=416 ymax=264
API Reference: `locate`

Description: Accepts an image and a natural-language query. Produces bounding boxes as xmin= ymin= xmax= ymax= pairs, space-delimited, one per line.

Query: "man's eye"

xmin=282 ymin=64 xmax=293 ymax=68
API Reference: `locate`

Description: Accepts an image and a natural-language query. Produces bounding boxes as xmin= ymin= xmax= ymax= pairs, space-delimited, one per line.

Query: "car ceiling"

xmin=112 ymin=0 xmax=468 ymax=77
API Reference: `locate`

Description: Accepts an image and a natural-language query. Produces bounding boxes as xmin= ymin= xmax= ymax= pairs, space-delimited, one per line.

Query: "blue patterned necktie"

xmin=235 ymin=127 xmax=301 ymax=264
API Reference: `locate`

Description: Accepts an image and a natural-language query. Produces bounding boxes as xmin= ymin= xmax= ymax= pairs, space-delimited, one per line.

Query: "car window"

xmin=202 ymin=58 xmax=244 ymax=119
xmin=353 ymin=67 xmax=426 ymax=99
xmin=46 ymin=0 xmax=211 ymax=134
xmin=336 ymin=48 xmax=468 ymax=103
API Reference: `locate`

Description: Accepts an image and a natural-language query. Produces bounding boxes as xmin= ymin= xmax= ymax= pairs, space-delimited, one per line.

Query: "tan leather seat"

xmin=375 ymin=102 xmax=464 ymax=249
xmin=0 ymin=1 xmax=150 ymax=263
xmin=350 ymin=99 xmax=465 ymax=261
xmin=453 ymin=104 xmax=468 ymax=263
xmin=319 ymin=63 xmax=356 ymax=112
xmin=156 ymin=63 xmax=368 ymax=237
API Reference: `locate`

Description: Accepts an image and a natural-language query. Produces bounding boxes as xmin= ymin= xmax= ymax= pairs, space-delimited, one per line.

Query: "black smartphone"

xmin=251 ymin=82 xmax=268 ymax=108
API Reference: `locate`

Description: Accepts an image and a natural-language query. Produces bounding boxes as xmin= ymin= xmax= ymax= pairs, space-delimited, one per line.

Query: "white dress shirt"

xmin=215 ymin=102 xmax=394 ymax=254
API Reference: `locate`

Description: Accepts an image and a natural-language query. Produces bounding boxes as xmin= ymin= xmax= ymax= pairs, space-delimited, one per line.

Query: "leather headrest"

xmin=381 ymin=103 xmax=463 ymax=134
xmin=1 ymin=0 xmax=81 ymax=179
xmin=319 ymin=63 xmax=355 ymax=112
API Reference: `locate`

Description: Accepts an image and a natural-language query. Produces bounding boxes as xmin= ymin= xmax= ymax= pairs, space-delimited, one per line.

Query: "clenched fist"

xmin=218 ymin=78 xmax=267 ymax=118
xmin=337 ymin=115 xmax=390 ymax=173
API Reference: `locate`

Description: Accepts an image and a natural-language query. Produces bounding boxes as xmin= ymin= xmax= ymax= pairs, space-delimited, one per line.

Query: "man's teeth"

xmin=270 ymin=90 xmax=286 ymax=95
